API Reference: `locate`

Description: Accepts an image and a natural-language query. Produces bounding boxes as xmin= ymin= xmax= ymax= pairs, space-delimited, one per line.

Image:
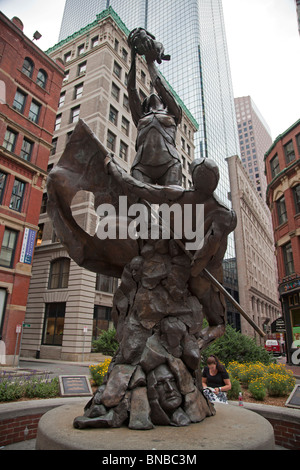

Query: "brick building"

xmin=0 ymin=13 xmax=64 ymax=364
xmin=265 ymin=118 xmax=300 ymax=363
xmin=21 ymin=8 xmax=198 ymax=361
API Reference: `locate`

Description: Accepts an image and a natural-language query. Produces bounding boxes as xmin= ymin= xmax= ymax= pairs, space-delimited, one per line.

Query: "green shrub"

xmin=265 ymin=373 xmax=295 ymax=397
xmin=248 ymin=379 xmax=267 ymax=401
xmin=0 ymin=379 xmax=24 ymax=402
xmin=89 ymin=358 xmax=111 ymax=386
xmin=238 ymin=362 xmax=266 ymax=387
xmin=24 ymin=377 xmax=59 ymax=398
xmin=92 ymin=328 xmax=118 ymax=356
xmin=227 ymin=376 xmax=241 ymax=400
xmin=201 ymin=324 xmax=272 ymax=367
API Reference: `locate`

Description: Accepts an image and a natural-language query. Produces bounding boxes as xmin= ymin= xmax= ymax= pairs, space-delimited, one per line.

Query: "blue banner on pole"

xmin=20 ymin=228 xmax=37 ymax=265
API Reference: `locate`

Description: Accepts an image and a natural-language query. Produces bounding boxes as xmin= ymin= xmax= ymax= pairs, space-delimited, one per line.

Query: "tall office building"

xmin=234 ymin=96 xmax=272 ymax=200
xmin=58 ymin=0 xmax=240 ymax=308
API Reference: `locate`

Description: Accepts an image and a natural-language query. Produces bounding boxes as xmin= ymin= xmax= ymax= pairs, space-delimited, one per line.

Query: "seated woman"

xmin=202 ymin=355 xmax=231 ymax=404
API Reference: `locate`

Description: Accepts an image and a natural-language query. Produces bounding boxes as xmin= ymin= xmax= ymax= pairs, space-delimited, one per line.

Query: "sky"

xmin=0 ymin=0 xmax=299 ymax=140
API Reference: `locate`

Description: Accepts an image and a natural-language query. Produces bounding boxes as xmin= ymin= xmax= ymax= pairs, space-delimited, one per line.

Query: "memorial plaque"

xmin=59 ymin=375 xmax=93 ymax=397
xmin=285 ymin=384 xmax=300 ymax=409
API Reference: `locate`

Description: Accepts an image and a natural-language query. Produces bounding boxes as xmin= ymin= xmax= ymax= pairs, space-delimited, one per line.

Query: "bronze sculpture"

xmin=47 ymin=29 xmax=241 ymax=430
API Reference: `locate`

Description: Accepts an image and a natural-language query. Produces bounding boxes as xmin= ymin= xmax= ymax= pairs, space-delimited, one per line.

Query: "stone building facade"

xmin=227 ymin=155 xmax=281 ymax=342
xmin=21 ymin=9 xmax=198 ymax=361
xmin=0 ymin=13 xmax=64 ymax=364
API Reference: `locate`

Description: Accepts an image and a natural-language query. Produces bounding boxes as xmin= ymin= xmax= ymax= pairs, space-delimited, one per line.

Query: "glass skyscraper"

xmin=58 ymin=0 xmax=240 ymax=307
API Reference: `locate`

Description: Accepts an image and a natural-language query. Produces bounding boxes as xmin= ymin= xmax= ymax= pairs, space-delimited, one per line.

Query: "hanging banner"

xmin=20 ymin=228 xmax=37 ymax=265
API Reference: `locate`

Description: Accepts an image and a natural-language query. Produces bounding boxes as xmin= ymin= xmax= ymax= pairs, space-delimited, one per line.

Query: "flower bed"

xmin=227 ymin=361 xmax=296 ymax=403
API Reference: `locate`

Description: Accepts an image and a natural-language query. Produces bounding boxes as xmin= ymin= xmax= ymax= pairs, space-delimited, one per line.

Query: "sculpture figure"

xmin=127 ymin=28 xmax=182 ymax=186
xmin=47 ymin=28 xmax=240 ymax=431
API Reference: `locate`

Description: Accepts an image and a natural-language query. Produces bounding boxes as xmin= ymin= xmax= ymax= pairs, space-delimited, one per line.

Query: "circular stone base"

xmin=36 ymin=400 xmax=275 ymax=450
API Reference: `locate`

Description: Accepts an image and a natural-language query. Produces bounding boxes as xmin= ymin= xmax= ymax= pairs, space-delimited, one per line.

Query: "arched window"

xmin=36 ymin=69 xmax=47 ymax=88
xmin=22 ymin=57 xmax=34 ymax=78
xmin=48 ymin=257 xmax=70 ymax=289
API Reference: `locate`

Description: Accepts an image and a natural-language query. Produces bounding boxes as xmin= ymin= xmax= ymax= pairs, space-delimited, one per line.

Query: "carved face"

xmin=154 ymin=364 xmax=182 ymax=412
xmin=130 ymin=256 xmax=143 ymax=282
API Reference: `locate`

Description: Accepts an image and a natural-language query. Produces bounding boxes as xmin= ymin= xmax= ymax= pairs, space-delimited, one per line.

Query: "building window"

xmin=111 ymin=82 xmax=120 ymax=102
xmin=276 ymin=195 xmax=288 ymax=225
xmin=122 ymin=48 xmax=128 ymax=62
xmin=282 ymin=242 xmax=294 ymax=276
xmin=119 ymin=140 xmax=128 ymax=162
xmin=0 ymin=171 xmax=7 ymax=204
xmin=284 ymin=140 xmax=295 ymax=164
xmin=3 ymin=128 xmax=18 ymax=152
xmin=113 ymin=61 xmax=122 ymax=80
xmin=22 ymin=57 xmax=34 ymax=78
xmin=121 ymin=116 xmax=130 ymax=136
xmin=40 ymin=193 xmax=47 ymax=214
xmin=20 ymin=137 xmax=33 ymax=161
xmin=63 ymin=70 xmax=69 ymax=83
xmin=296 ymin=133 xmax=300 ymax=156
xmin=141 ymin=70 xmax=146 ymax=84
xmin=36 ymin=69 xmax=47 ymax=88
xmin=77 ymin=61 xmax=86 ymax=75
xmin=9 ymin=178 xmax=25 ymax=212
xmin=77 ymin=44 xmax=85 ymax=56
xmin=54 ymin=114 xmax=62 ymax=131
xmin=70 ymin=106 xmax=80 ymax=123
xmin=0 ymin=228 xmax=18 ymax=268
xmin=64 ymin=51 xmax=71 ymax=63
xmin=74 ymin=83 xmax=83 ymax=99
xmin=48 ymin=258 xmax=70 ymax=289
xmin=109 ymin=105 xmax=118 ymax=125
xmin=28 ymin=100 xmax=41 ymax=123
xmin=93 ymin=305 xmax=112 ymax=337
xmin=43 ymin=303 xmax=65 ymax=345
xmin=107 ymin=130 xmax=116 ymax=152
xmin=58 ymin=92 xmax=65 ymax=108
xmin=36 ymin=224 xmax=44 ymax=246
xmin=114 ymin=39 xmax=119 ymax=52
xmin=13 ymin=89 xmax=27 ymax=113
xmin=0 ymin=288 xmax=7 ymax=335
xmin=123 ymin=94 xmax=129 ymax=112
xmin=91 ymin=36 xmax=99 ymax=47
xmin=95 ymin=273 xmax=118 ymax=293
xmin=293 ymin=184 xmax=300 ymax=214
xmin=270 ymin=154 xmax=280 ymax=179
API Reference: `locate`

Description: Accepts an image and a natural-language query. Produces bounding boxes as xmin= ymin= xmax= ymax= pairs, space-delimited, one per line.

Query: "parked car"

xmin=264 ymin=339 xmax=281 ymax=355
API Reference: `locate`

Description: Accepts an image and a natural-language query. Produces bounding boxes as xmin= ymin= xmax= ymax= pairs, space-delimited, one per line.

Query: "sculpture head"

xmin=142 ymin=93 xmax=165 ymax=113
xmin=190 ymin=158 xmax=219 ymax=195
xmin=152 ymin=363 xmax=182 ymax=412
xmin=130 ymin=256 xmax=144 ymax=282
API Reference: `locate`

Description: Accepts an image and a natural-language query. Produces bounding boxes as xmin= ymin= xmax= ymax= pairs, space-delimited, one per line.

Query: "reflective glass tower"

xmin=58 ymin=0 xmax=239 ymax=303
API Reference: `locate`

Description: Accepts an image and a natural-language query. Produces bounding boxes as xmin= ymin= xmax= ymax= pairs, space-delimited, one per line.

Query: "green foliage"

xmin=24 ymin=377 xmax=59 ymax=398
xmin=92 ymin=328 xmax=119 ymax=356
xmin=265 ymin=371 xmax=295 ymax=397
xmin=89 ymin=358 xmax=111 ymax=386
xmin=227 ymin=376 xmax=241 ymax=400
xmin=0 ymin=378 xmax=24 ymax=402
xmin=0 ymin=373 xmax=59 ymax=402
xmin=201 ymin=324 xmax=272 ymax=366
xmin=226 ymin=361 xmax=296 ymax=402
xmin=248 ymin=379 xmax=267 ymax=401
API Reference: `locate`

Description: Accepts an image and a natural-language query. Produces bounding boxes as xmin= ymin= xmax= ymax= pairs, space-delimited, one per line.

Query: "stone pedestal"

xmin=35 ymin=401 xmax=275 ymax=450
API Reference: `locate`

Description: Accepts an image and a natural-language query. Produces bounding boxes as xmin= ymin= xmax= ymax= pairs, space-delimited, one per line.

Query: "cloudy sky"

xmin=1 ymin=0 xmax=299 ymax=140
